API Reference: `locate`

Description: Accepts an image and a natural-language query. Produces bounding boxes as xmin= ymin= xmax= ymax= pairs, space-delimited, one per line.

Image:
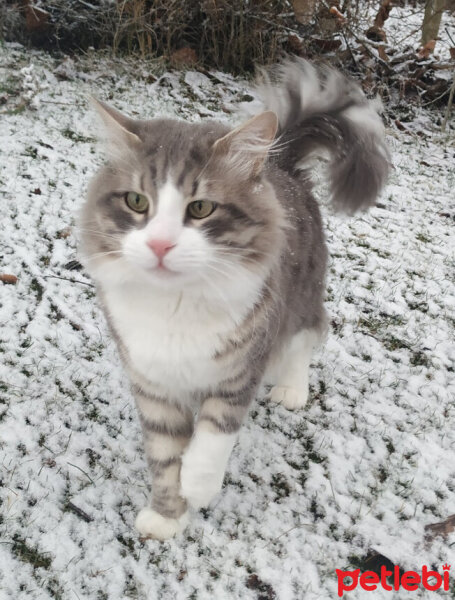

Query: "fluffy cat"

xmin=78 ymin=58 xmax=389 ymax=540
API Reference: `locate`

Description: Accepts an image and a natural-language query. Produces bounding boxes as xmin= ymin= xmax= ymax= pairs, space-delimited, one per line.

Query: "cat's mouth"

xmin=149 ymin=263 xmax=179 ymax=277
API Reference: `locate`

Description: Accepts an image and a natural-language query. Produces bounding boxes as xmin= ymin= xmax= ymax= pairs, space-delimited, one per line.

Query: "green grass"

xmin=11 ymin=534 xmax=52 ymax=570
xmin=61 ymin=128 xmax=96 ymax=144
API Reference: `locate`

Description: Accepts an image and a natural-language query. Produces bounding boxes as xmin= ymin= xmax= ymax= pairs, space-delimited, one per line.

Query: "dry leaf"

xmin=418 ymin=40 xmax=436 ymax=59
xmin=57 ymin=227 xmax=72 ymax=239
xmin=394 ymin=119 xmax=407 ymax=131
xmin=329 ymin=6 xmax=346 ymax=23
xmin=170 ymin=48 xmax=198 ymax=68
xmin=425 ymin=514 xmax=455 ymax=542
xmin=287 ymin=34 xmax=305 ymax=55
xmin=25 ymin=3 xmax=50 ymax=33
xmin=366 ymin=26 xmax=387 ymax=43
xmin=0 ymin=274 xmax=18 ymax=284
xmin=312 ymin=38 xmax=342 ymax=52
xmin=378 ymin=45 xmax=389 ymax=62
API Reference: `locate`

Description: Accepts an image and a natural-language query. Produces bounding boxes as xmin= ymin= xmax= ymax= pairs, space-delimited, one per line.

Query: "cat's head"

xmin=79 ymin=100 xmax=286 ymax=296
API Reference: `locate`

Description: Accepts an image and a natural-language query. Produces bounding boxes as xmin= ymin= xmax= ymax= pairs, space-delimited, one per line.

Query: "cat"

xmin=78 ymin=58 xmax=389 ymax=540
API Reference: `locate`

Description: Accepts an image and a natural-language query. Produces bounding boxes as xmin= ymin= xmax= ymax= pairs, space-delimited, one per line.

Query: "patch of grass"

xmin=85 ymin=448 xmax=101 ymax=469
xmin=285 ymin=459 xmax=301 ymax=471
xmin=19 ymin=336 xmax=32 ymax=349
xmin=378 ymin=312 xmax=406 ymax=326
xmin=416 ymin=232 xmax=431 ymax=243
xmin=124 ymin=572 xmax=140 ymax=598
xmin=87 ymin=406 xmax=101 ymax=421
xmin=407 ymin=300 xmax=429 ymax=312
xmin=46 ymin=577 xmax=64 ymax=600
xmin=270 ymin=473 xmax=291 ymax=500
xmin=22 ymin=146 xmax=38 ymax=159
xmin=355 ymin=238 xmax=370 ymax=249
xmin=371 ymin=248 xmax=391 ymax=259
xmin=358 ymin=316 xmax=382 ymax=334
xmin=310 ymin=495 xmax=326 ymax=521
xmin=378 ymin=466 xmax=388 ymax=484
xmin=0 ymin=75 xmax=20 ymax=96
xmin=246 ymin=574 xmax=276 ymax=599
xmin=116 ymin=534 xmax=140 ymax=560
xmin=382 ymin=335 xmax=410 ymax=352
xmin=11 ymin=534 xmax=52 ymax=570
xmin=30 ymin=278 xmax=44 ymax=303
xmin=384 ymin=438 xmax=395 ymax=454
xmin=49 ymin=303 xmax=64 ymax=321
xmin=17 ymin=442 xmax=27 ymax=456
xmin=61 ymin=128 xmax=96 ymax=144
xmin=410 ymin=350 xmax=430 ymax=367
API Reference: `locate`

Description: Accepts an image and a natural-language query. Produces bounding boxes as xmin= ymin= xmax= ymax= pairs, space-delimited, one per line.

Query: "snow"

xmin=0 ymin=43 xmax=454 ymax=600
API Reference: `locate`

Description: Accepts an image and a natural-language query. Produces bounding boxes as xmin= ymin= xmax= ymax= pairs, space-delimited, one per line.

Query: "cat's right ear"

xmin=90 ymin=97 xmax=142 ymax=151
xmin=211 ymin=111 xmax=278 ymax=179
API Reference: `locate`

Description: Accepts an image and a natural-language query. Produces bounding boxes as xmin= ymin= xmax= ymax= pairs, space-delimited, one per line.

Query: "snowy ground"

xmin=0 ymin=43 xmax=454 ymax=600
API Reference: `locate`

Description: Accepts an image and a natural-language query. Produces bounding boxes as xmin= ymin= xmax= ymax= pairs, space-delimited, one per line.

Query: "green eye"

xmin=125 ymin=191 xmax=149 ymax=213
xmin=187 ymin=200 xmax=217 ymax=219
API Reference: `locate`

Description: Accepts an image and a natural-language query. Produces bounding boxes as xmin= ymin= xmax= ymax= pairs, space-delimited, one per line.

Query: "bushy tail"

xmin=257 ymin=58 xmax=390 ymax=213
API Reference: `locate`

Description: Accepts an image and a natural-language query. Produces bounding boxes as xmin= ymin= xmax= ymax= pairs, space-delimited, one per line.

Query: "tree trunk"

xmin=421 ymin=0 xmax=446 ymax=48
xmin=291 ymin=0 xmax=318 ymax=25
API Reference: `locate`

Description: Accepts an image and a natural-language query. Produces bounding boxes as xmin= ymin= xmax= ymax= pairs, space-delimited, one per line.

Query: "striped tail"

xmin=257 ymin=58 xmax=390 ymax=213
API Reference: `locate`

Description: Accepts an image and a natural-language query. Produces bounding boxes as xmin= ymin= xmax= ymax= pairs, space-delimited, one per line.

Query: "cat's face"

xmin=80 ymin=101 xmax=285 ymax=294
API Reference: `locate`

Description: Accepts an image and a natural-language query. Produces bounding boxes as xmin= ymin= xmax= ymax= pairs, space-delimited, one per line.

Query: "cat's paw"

xmin=135 ymin=508 xmax=189 ymax=540
xmin=268 ymin=385 xmax=308 ymax=410
xmin=180 ymin=455 xmax=223 ymax=510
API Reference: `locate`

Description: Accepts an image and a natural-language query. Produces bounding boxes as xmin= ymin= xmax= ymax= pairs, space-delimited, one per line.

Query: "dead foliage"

xmin=425 ymin=514 xmax=455 ymax=543
xmin=0 ymin=0 xmax=454 ymax=109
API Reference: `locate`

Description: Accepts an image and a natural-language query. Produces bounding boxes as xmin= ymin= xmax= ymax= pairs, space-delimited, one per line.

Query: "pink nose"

xmin=146 ymin=239 xmax=176 ymax=259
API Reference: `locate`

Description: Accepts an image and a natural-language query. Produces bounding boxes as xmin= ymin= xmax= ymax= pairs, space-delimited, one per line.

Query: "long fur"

xmin=257 ymin=57 xmax=390 ymax=213
xmin=79 ymin=59 xmax=389 ymax=539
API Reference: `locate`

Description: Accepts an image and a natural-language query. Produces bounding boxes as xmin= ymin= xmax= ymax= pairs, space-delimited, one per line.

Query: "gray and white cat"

xmin=78 ymin=58 xmax=389 ymax=540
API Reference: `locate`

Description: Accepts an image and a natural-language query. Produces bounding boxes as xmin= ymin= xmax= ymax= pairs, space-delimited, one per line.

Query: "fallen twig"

xmin=442 ymin=72 xmax=455 ymax=132
xmin=43 ymin=275 xmax=94 ymax=287
xmin=66 ymin=501 xmax=93 ymax=523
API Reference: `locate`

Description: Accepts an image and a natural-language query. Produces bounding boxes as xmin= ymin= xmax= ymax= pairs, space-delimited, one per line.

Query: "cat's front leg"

xmin=180 ymin=388 xmax=253 ymax=510
xmin=133 ymin=385 xmax=193 ymax=540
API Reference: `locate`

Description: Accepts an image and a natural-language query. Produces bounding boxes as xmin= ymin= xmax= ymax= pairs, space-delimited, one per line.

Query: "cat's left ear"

xmin=90 ymin=97 xmax=142 ymax=150
xmin=212 ymin=111 xmax=278 ymax=178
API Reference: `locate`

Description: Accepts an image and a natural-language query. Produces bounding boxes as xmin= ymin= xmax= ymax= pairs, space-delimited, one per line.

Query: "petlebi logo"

xmin=336 ymin=563 xmax=451 ymax=597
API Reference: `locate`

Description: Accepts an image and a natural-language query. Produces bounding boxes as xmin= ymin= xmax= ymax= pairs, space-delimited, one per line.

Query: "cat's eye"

xmin=125 ymin=191 xmax=149 ymax=213
xmin=187 ymin=200 xmax=217 ymax=220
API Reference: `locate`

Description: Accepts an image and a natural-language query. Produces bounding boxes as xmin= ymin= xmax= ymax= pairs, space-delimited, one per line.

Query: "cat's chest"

xmin=103 ymin=286 xmax=240 ymax=394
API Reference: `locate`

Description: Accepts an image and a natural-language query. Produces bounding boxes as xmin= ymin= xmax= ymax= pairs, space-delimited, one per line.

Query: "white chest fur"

xmin=102 ymin=282 xmax=256 ymax=399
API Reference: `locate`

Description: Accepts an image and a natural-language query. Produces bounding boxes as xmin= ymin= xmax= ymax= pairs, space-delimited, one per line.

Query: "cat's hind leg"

xmin=266 ymin=328 xmax=320 ymax=410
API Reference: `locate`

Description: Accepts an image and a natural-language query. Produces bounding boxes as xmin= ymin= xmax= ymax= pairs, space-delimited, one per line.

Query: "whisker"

xmin=84 ymin=250 xmax=125 ymax=263
xmin=76 ymin=229 xmax=122 ymax=238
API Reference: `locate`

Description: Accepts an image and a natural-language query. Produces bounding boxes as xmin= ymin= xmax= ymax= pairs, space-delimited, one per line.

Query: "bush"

xmin=1 ymin=0 xmax=297 ymax=72
xmin=2 ymin=0 xmax=454 ymax=109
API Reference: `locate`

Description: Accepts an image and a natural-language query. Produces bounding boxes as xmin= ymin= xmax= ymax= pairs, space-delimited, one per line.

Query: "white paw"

xmin=180 ymin=453 xmax=224 ymax=510
xmin=135 ymin=508 xmax=189 ymax=540
xmin=180 ymin=430 xmax=236 ymax=509
xmin=268 ymin=385 xmax=308 ymax=410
